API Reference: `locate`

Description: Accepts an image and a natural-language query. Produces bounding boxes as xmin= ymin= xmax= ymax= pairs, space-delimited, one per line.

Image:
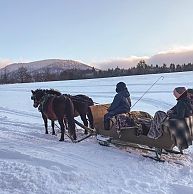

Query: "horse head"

xmin=31 ymin=89 xmax=46 ymax=108
xmin=31 ymin=89 xmax=62 ymax=108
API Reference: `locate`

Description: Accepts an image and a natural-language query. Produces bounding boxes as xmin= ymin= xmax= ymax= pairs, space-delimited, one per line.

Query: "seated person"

xmin=104 ymin=82 xmax=131 ymax=130
xmin=138 ymin=87 xmax=192 ymax=139
xmin=168 ymin=87 xmax=193 ymax=119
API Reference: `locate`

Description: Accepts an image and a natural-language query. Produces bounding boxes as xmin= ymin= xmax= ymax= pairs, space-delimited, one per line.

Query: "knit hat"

xmin=116 ymin=82 xmax=126 ymax=92
xmin=187 ymin=88 xmax=193 ymax=94
xmin=173 ymin=87 xmax=186 ymax=99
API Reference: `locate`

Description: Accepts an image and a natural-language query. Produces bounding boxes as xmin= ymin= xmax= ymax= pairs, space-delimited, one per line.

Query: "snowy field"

xmin=0 ymin=71 xmax=193 ymax=194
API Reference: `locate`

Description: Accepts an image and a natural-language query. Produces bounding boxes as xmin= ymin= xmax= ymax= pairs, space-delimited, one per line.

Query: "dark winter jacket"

xmin=108 ymin=88 xmax=131 ymax=114
xmin=189 ymin=96 xmax=193 ymax=108
xmin=168 ymin=92 xmax=193 ymax=119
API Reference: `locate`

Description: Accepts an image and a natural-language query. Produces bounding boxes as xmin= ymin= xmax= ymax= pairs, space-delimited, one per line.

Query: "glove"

xmin=166 ymin=109 xmax=173 ymax=115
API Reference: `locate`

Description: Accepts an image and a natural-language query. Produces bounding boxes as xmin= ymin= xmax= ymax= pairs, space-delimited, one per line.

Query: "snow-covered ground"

xmin=0 ymin=71 xmax=193 ymax=194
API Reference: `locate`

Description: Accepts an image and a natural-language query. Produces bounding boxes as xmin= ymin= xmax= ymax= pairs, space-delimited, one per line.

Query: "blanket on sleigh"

xmin=161 ymin=116 xmax=193 ymax=151
xmin=115 ymin=111 xmax=152 ymax=137
xmin=115 ymin=112 xmax=193 ymax=151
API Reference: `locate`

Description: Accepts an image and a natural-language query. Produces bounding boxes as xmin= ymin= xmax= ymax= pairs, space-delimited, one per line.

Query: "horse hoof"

xmin=59 ymin=138 xmax=64 ymax=141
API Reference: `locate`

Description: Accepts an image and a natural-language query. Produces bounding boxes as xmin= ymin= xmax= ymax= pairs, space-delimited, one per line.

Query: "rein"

xmin=31 ymin=93 xmax=45 ymax=107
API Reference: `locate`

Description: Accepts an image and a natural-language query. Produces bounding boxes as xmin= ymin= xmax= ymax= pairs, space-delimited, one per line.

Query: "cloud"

xmin=1 ymin=45 xmax=193 ymax=70
xmin=0 ymin=58 xmax=30 ymax=69
xmin=147 ymin=50 xmax=193 ymax=66
xmin=92 ymin=56 xmax=149 ymax=70
xmin=158 ymin=44 xmax=193 ymax=54
xmin=92 ymin=45 xmax=193 ymax=70
xmin=0 ymin=58 xmax=13 ymax=69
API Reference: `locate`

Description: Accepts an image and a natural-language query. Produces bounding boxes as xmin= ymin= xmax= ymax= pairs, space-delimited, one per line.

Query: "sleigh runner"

xmin=88 ymin=104 xmax=193 ymax=161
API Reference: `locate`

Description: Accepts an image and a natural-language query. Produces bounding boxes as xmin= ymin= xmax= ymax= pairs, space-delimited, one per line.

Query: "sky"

xmin=1 ymin=0 xmax=193 ymax=69
xmin=0 ymin=72 xmax=193 ymax=194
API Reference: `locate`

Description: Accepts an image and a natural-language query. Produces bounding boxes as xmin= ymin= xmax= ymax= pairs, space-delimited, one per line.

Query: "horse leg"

xmin=42 ymin=112 xmax=48 ymax=134
xmin=51 ymin=121 xmax=55 ymax=135
xmin=80 ymin=114 xmax=88 ymax=134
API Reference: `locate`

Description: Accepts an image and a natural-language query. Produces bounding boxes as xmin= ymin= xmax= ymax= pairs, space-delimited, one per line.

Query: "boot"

xmin=104 ymin=120 xmax=110 ymax=130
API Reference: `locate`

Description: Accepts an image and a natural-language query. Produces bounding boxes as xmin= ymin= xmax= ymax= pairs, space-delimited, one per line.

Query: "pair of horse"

xmin=31 ymin=89 xmax=94 ymax=141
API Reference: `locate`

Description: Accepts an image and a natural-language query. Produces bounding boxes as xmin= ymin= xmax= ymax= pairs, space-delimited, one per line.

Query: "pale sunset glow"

xmin=159 ymin=45 xmax=193 ymax=54
xmin=0 ymin=1 xmax=193 ymax=69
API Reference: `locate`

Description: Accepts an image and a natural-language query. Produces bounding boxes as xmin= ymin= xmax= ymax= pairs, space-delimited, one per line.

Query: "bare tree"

xmin=0 ymin=68 xmax=9 ymax=84
xmin=15 ymin=66 xmax=31 ymax=83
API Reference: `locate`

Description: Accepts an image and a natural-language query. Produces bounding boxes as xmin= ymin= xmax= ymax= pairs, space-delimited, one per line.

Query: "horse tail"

xmin=65 ymin=96 xmax=76 ymax=140
xmin=87 ymin=106 xmax=94 ymax=129
xmin=88 ymin=97 xmax=94 ymax=106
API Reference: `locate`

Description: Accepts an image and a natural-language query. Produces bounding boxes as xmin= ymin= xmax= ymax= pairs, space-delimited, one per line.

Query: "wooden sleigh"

xmin=88 ymin=104 xmax=193 ymax=162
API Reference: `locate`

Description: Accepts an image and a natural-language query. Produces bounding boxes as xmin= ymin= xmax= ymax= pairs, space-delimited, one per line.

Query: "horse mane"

xmin=65 ymin=94 xmax=94 ymax=106
xmin=34 ymin=88 xmax=62 ymax=96
xmin=47 ymin=88 xmax=62 ymax=96
xmin=63 ymin=94 xmax=72 ymax=98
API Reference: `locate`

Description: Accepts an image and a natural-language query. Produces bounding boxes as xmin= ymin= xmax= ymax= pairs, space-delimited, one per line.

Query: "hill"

xmin=0 ymin=59 xmax=94 ymax=74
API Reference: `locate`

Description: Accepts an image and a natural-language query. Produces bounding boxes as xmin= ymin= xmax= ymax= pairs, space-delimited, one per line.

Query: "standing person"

xmin=104 ymin=82 xmax=131 ymax=130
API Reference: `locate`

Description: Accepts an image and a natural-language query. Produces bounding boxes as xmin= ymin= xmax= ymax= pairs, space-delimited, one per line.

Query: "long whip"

xmin=131 ymin=76 xmax=164 ymax=109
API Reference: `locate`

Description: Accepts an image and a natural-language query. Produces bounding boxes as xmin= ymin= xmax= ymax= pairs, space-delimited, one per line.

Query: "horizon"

xmin=1 ymin=56 xmax=193 ymax=72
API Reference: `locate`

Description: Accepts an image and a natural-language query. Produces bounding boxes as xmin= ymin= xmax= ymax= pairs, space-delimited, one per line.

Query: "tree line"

xmin=0 ymin=60 xmax=193 ymax=84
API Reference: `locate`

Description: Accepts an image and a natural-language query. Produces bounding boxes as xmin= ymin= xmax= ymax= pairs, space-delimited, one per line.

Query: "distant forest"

xmin=0 ymin=60 xmax=193 ymax=84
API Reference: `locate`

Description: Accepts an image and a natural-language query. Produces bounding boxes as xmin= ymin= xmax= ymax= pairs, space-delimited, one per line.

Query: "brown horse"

xmin=31 ymin=89 xmax=94 ymax=135
xmin=31 ymin=89 xmax=76 ymax=141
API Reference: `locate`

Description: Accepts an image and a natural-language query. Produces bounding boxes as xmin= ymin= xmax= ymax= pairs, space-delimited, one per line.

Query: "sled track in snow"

xmin=0 ymin=106 xmax=39 ymax=119
xmin=132 ymin=97 xmax=173 ymax=110
xmin=0 ymin=118 xmax=106 ymax=171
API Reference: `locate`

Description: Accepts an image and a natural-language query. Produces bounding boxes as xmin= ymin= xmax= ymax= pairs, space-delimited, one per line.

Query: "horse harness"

xmin=64 ymin=94 xmax=93 ymax=105
xmin=38 ymin=94 xmax=58 ymax=120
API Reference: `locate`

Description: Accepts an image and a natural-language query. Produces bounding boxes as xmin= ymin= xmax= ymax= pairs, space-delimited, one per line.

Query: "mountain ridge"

xmin=0 ymin=59 xmax=94 ymax=74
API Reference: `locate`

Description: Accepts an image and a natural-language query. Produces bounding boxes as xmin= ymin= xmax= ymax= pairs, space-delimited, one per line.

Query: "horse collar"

xmin=38 ymin=94 xmax=54 ymax=112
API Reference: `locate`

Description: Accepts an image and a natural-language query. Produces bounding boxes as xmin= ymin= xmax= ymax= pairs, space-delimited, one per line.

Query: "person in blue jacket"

xmin=104 ymin=82 xmax=131 ymax=130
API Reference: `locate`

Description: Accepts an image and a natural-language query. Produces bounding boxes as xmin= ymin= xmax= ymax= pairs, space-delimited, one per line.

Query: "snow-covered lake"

xmin=0 ymin=71 xmax=193 ymax=194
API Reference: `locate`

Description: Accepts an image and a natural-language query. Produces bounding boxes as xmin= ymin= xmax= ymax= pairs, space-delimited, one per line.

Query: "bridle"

xmin=31 ymin=94 xmax=43 ymax=107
